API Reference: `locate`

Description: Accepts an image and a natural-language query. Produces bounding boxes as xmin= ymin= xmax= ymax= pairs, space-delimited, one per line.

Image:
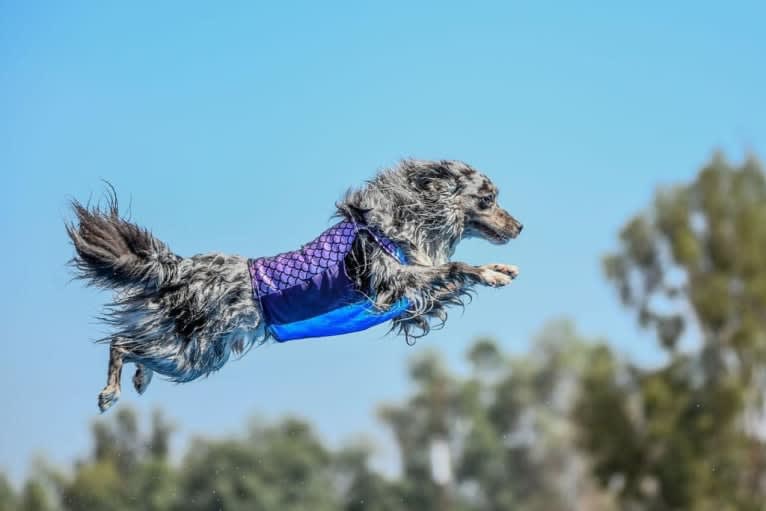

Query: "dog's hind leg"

xmin=132 ymin=364 xmax=153 ymax=395
xmin=97 ymin=341 xmax=126 ymax=412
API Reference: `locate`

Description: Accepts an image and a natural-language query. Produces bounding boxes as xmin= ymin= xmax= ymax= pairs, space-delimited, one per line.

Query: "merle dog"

xmin=67 ymin=160 xmax=523 ymax=411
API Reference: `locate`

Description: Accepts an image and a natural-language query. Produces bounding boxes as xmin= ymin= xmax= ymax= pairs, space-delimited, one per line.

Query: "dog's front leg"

xmin=377 ymin=261 xmax=518 ymax=310
xmin=430 ymin=261 xmax=518 ymax=297
xmin=375 ymin=261 xmax=518 ymax=339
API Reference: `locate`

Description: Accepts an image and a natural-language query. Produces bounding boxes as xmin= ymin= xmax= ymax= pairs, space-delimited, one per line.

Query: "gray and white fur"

xmin=67 ymin=160 xmax=523 ymax=412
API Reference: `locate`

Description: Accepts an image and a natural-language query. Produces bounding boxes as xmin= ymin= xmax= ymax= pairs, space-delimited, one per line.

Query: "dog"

xmin=67 ymin=159 xmax=523 ymax=412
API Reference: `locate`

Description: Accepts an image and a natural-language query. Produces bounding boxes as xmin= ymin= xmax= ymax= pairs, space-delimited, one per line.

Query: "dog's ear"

xmin=408 ymin=162 xmax=462 ymax=195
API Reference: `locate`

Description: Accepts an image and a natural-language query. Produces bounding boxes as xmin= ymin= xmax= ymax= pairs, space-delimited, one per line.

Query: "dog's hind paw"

xmin=98 ymin=385 xmax=120 ymax=413
xmin=132 ymin=365 xmax=153 ymax=395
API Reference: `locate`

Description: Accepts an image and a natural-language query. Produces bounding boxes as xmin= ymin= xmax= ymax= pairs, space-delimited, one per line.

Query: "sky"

xmin=1 ymin=0 xmax=764 ymax=484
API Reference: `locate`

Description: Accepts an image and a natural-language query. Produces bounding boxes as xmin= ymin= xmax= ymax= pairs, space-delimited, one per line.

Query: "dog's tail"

xmin=66 ymin=189 xmax=181 ymax=290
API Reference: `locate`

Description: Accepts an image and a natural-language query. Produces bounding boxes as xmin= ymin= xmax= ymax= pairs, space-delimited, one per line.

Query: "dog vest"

xmin=248 ymin=221 xmax=410 ymax=342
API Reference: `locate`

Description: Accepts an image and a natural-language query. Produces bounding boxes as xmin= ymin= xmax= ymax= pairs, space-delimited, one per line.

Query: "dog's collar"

xmin=354 ymin=221 xmax=409 ymax=265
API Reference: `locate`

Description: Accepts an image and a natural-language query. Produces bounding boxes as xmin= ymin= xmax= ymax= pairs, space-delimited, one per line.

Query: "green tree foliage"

xmin=604 ymin=152 xmax=766 ymax=376
xmin=586 ymin=153 xmax=766 ymax=510
xmin=0 ymin=474 xmax=17 ymax=511
xmin=176 ymin=417 xmax=341 ymax=511
xmin=334 ymin=442 xmax=405 ymax=511
xmin=17 ymin=480 xmax=53 ymax=511
xmin=379 ymin=321 xmax=615 ymax=511
xmin=54 ymin=408 xmax=177 ymax=511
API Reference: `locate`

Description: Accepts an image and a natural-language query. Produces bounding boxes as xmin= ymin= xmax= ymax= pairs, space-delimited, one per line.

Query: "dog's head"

xmin=403 ymin=160 xmax=523 ymax=245
xmin=339 ymin=159 xmax=522 ymax=262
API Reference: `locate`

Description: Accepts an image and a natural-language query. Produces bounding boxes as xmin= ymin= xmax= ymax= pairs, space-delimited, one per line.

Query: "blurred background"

xmin=1 ymin=1 xmax=765 ymax=510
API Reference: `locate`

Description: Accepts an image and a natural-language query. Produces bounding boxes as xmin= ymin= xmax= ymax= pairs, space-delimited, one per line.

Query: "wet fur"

xmin=67 ymin=160 xmax=522 ymax=411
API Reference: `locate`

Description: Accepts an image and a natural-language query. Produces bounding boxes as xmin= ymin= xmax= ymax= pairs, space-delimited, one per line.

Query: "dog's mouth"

xmin=466 ymin=219 xmax=518 ymax=245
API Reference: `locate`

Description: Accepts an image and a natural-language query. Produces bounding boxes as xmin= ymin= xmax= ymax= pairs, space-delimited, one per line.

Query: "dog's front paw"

xmin=478 ymin=264 xmax=519 ymax=287
xmin=484 ymin=263 xmax=519 ymax=279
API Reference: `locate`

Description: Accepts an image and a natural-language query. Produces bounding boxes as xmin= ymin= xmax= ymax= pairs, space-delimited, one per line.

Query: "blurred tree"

xmin=57 ymin=407 xmax=177 ymax=511
xmin=379 ymin=350 xmax=470 ymax=510
xmin=604 ymin=152 xmax=766 ymax=380
xmin=175 ymin=417 xmax=341 ymax=511
xmin=0 ymin=473 xmax=17 ymax=511
xmin=586 ymin=153 xmax=766 ymax=510
xmin=379 ymin=321 xmax=615 ymax=511
xmin=334 ymin=441 xmax=405 ymax=511
xmin=17 ymin=480 xmax=52 ymax=511
xmin=3 ymin=324 xmax=616 ymax=511
xmin=461 ymin=321 xmax=616 ymax=511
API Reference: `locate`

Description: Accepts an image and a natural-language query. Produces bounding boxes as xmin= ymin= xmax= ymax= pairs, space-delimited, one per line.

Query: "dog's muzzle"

xmin=467 ymin=209 xmax=523 ymax=244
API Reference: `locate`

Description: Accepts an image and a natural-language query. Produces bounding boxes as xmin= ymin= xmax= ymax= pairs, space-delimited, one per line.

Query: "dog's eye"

xmin=479 ymin=195 xmax=495 ymax=209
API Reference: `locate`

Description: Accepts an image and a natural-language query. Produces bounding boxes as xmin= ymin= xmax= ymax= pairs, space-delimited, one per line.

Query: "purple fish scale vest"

xmin=248 ymin=221 xmax=409 ymax=341
xmin=253 ymin=222 xmax=355 ymax=295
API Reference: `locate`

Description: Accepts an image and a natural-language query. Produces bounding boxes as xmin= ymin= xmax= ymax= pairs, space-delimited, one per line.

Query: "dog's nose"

xmin=518 ymin=224 xmax=524 ymax=233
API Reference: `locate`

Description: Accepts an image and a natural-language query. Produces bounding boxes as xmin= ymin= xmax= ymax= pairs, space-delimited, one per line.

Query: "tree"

xmin=175 ymin=417 xmax=341 ymax=511
xmin=0 ymin=474 xmax=17 ymax=511
xmin=378 ymin=351 xmax=460 ymax=510
xmin=585 ymin=152 xmax=766 ymax=510
xmin=17 ymin=480 xmax=53 ymax=511
xmin=461 ymin=321 xmax=615 ymax=511
xmin=4 ymin=323 xmax=616 ymax=511
xmin=56 ymin=407 xmax=177 ymax=511
xmin=379 ymin=321 xmax=615 ymax=511
xmin=334 ymin=441 xmax=405 ymax=511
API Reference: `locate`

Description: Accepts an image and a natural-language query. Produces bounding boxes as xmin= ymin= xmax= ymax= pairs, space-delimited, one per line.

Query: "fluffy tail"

xmin=66 ymin=189 xmax=181 ymax=290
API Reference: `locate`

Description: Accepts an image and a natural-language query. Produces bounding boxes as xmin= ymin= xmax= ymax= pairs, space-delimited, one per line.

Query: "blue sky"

xmin=1 ymin=1 xmax=764 ymax=483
